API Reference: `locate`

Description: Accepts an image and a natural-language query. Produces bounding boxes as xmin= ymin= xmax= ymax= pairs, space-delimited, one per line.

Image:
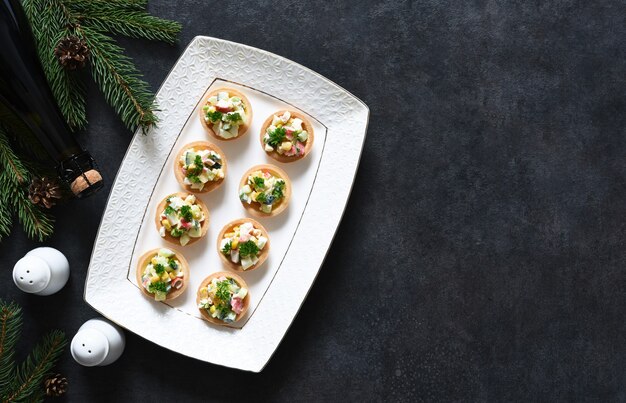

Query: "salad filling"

xmin=263 ymin=111 xmax=309 ymax=157
xmin=220 ymin=221 xmax=268 ymax=270
xmin=198 ymin=276 xmax=248 ymax=323
xmin=179 ymin=147 xmax=224 ymax=191
xmin=239 ymin=170 xmax=286 ymax=214
xmin=140 ymin=249 xmax=184 ymax=301
xmin=158 ymin=194 xmax=206 ymax=246
xmin=202 ymin=91 xmax=247 ymax=139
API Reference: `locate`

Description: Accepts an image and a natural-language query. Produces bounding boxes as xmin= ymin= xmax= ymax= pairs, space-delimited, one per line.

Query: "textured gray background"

xmin=1 ymin=0 xmax=625 ymax=401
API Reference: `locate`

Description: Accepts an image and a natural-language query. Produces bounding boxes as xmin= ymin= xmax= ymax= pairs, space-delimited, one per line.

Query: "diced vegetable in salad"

xmin=179 ymin=148 xmax=224 ymax=191
xmin=158 ymin=194 xmax=205 ymax=246
xmin=141 ymin=248 xmax=184 ymax=301
xmin=202 ymin=91 xmax=247 ymax=139
xmin=198 ymin=277 xmax=248 ymax=322
xmin=263 ymin=111 xmax=308 ymax=157
xmin=239 ymin=170 xmax=286 ymax=214
xmin=220 ymin=221 xmax=268 ymax=270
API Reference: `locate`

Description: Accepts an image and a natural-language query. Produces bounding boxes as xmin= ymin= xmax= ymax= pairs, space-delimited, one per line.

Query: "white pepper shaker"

xmin=71 ymin=318 xmax=125 ymax=366
xmin=12 ymin=247 xmax=70 ymax=295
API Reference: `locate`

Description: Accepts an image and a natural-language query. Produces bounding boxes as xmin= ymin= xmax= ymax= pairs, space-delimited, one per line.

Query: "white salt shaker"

xmin=71 ymin=318 xmax=125 ymax=367
xmin=12 ymin=247 xmax=70 ymax=295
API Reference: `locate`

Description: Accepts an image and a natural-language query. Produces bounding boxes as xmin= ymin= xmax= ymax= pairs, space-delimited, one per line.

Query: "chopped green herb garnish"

xmin=206 ymin=110 xmax=222 ymax=122
xmin=239 ymin=240 xmax=259 ymax=258
xmin=148 ymin=281 xmax=168 ymax=293
xmin=164 ymin=205 xmax=175 ymax=216
xmin=221 ymin=241 xmax=232 ymax=255
xmin=188 ymin=175 xmax=201 ymax=184
xmin=168 ymin=259 xmax=178 ymax=269
xmin=215 ymin=280 xmax=232 ymax=303
xmin=272 ymin=180 xmax=285 ymax=199
xmin=154 ymin=263 xmax=165 ymax=275
xmin=255 ymin=192 xmax=267 ymax=203
xmin=180 ymin=205 xmax=193 ymax=222
xmin=253 ymin=176 xmax=265 ymax=189
xmin=267 ymin=127 xmax=287 ymax=147
xmin=170 ymin=228 xmax=183 ymax=237
xmin=226 ymin=112 xmax=242 ymax=122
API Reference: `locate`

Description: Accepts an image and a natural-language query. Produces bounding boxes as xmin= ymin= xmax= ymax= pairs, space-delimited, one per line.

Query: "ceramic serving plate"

xmin=85 ymin=36 xmax=369 ymax=372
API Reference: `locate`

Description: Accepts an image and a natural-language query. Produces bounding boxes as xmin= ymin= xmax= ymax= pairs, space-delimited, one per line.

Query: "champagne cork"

xmin=70 ymin=169 xmax=103 ymax=196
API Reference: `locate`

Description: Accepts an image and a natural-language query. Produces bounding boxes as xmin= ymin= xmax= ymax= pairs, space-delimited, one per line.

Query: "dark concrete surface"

xmin=1 ymin=0 xmax=625 ymax=401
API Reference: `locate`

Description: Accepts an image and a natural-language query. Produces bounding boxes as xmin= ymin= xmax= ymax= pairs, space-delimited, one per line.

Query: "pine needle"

xmin=0 ymin=300 xmax=66 ymax=402
xmin=0 ymin=301 xmax=22 ymax=394
xmin=79 ymin=25 xmax=158 ymax=131
xmin=0 ymin=196 xmax=12 ymax=241
xmin=0 ymin=127 xmax=28 ymax=186
xmin=71 ymin=3 xmax=181 ymax=44
xmin=22 ymin=0 xmax=88 ymax=131
xmin=22 ymin=0 xmax=178 ymax=133
xmin=0 ymin=128 xmax=54 ymax=242
xmin=69 ymin=0 xmax=149 ymax=10
xmin=2 ymin=330 xmax=66 ymax=403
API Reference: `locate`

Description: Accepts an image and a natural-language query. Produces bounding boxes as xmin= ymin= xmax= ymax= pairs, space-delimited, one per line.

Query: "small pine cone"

xmin=44 ymin=373 xmax=68 ymax=397
xmin=28 ymin=177 xmax=63 ymax=209
xmin=54 ymin=35 xmax=90 ymax=70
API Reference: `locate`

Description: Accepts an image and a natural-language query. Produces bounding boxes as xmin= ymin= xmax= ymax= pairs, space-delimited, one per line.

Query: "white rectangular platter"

xmin=85 ymin=36 xmax=369 ymax=372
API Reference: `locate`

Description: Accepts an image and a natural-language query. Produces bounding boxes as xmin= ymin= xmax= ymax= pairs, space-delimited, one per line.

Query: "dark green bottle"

xmin=0 ymin=0 xmax=102 ymax=198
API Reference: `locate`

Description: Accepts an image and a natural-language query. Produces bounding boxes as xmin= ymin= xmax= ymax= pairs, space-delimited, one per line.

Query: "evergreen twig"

xmin=21 ymin=0 xmax=180 ymax=132
xmin=0 ymin=300 xmax=66 ymax=403
xmin=71 ymin=2 xmax=181 ymax=44
xmin=22 ymin=0 xmax=88 ymax=130
xmin=79 ymin=25 xmax=158 ymax=130
xmin=0 ymin=302 xmax=21 ymax=393
xmin=3 ymin=330 xmax=66 ymax=403
xmin=0 ymin=128 xmax=54 ymax=242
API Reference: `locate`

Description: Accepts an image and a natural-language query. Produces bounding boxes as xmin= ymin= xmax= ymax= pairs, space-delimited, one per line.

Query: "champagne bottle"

xmin=0 ymin=0 xmax=103 ymax=198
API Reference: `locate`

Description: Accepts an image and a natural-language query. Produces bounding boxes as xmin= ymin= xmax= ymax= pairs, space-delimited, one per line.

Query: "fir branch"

xmin=0 ymin=127 xmax=28 ymax=186
xmin=0 ymin=128 xmax=54 ymax=242
xmin=78 ymin=25 xmax=157 ymax=131
xmin=0 ymin=301 xmax=22 ymax=394
xmin=0 ymin=195 xmax=11 ymax=241
xmin=69 ymin=0 xmax=149 ymax=10
xmin=13 ymin=187 xmax=54 ymax=242
xmin=2 ymin=330 xmax=66 ymax=403
xmin=22 ymin=0 xmax=88 ymax=130
xmin=70 ymin=4 xmax=181 ymax=44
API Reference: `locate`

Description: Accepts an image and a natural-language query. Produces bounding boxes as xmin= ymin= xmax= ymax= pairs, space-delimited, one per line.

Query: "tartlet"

xmin=155 ymin=192 xmax=210 ymax=246
xmin=196 ymin=272 xmax=250 ymax=325
xmin=174 ymin=141 xmax=227 ymax=193
xmin=238 ymin=164 xmax=291 ymax=217
xmin=199 ymin=87 xmax=252 ymax=141
xmin=260 ymin=110 xmax=314 ymax=162
xmin=136 ymin=248 xmax=189 ymax=301
xmin=217 ymin=218 xmax=270 ymax=272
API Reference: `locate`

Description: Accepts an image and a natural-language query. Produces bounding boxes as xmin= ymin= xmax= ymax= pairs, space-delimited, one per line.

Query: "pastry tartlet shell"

xmin=260 ymin=110 xmax=315 ymax=163
xmin=217 ymin=218 xmax=271 ymax=272
xmin=199 ymin=87 xmax=253 ymax=141
xmin=155 ymin=192 xmax=210 ymax=246
xmin=136 ymin=247 xmax=190 ymax=301
xmin=196 ymin=271 xmax=250 ymax=326
xmin=174 ymin=141 xmax=227 ymax=194
xmin=238 ymin=164 xmax=291 ymax=218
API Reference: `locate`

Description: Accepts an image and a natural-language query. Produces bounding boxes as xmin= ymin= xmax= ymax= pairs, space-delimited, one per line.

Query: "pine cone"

xmin=54 ymin=35 xmax=90 ymax=70
xmin=44 ymin=373 xmax=68 ymax=397
xmin=28 ymin=177 xmax=63 ymax=209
